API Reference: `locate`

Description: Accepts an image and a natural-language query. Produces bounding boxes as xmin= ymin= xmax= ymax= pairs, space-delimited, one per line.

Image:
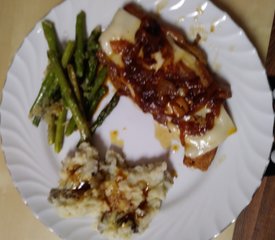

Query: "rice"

xmin=49 ymin=142 xmax=174 ymax=239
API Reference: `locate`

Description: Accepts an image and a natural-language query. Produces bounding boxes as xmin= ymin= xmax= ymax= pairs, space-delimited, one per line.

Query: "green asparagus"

xmin=48 ymin=114 xmax=57 ymax=145
xmin=82 ymin=26 xmax=102 ymax=89
xmin=65 ymin=117 xmax=77 ymax=136
xmin=83 ymin=54 xmax=98 ymax=89
xmin=65 ymin=64 xmax=84 ymax=136
xmin=65 ymin=85 xmax=108 ymax=137
xmin=67 ymin=64 xmax=82 ymax=105
xmin=29 ymin=70 xmax=55 ymax=118
xmin=89 ymin=85 xmax=108 ymax=116
xmin=87 ymin=26 xmax=101 ymax=53
xmin=85 ymin=67 xmax=108 ymax=104
xmin=30 ymin=11 xmax=120 ymax=153
xmin=48 ymin=50 xmax=92 ymax=141
xmin=62 ymin=40 xmax=75 ymax=68
xmin=30 ymin=20 xmax=61 ymax=125
xmin=32 ymin=116 xmax=41 ymax=127
xmin=74 ymin=11 xmax=86 ymax=78
xmin=54 ymin=105 xmax=67 ymax=153
xmin=42 ymin=20 xmax=60 ymax=56
xmin=91 ymin=93 xmax=120 ymax=133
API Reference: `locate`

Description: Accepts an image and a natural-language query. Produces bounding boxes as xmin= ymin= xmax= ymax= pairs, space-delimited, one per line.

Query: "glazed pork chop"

xmin=98 ymin=3 xmax=236 ymax=171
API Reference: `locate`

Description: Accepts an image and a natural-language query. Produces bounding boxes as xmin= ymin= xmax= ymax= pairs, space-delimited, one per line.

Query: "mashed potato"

xmin=49 ymin=142 xmax=174 ymax=239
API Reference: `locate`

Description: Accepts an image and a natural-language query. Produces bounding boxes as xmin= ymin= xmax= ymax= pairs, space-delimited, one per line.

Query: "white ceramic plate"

xmin=0 ymin=0 xmax=273 ymax=240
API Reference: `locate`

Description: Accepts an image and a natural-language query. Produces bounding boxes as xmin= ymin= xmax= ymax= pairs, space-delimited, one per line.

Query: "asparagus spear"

xmin=54 ymin=105 xmax=67 ymax=153
xmin=85 ymin=66 xmax=108 ymax=104
xmin=82 ymin=26 xmax=102 ymax=90
xmin=65 ymin=64 xmax=84 ymax=136
xmin=84 ymin=54 xmax=98 ymax=88
xmin=42 ymin=20 xmax=60 ymax=56
xmin=48 ymin=50 xmax=92 ymax=141
xmin=45 ymin=33 xmax=74 ymax=101
xmin=65 ymin=117 xmax=77 ymax=136
xmin=67 ymin=64 xmax=82 ymax=105
xmin=74 ymin=11 xmax=86 ymax=78
xmin=30 ymin=20 xmax=61 ymax=125
xmin=65 ymin=85 xmax=108 ymax=136
xmin=32 ymin=116 xmax=41 ymax=127
xmin=30 ymin=24 xmax=74 ymax=125
xmin=29 ymin=70 xmax=55 ymax=118
xmin=62 ymin=40 xmax=75 ymax=68
xmin=87 ymin=26 xmax=101 ymax=53
xmin=91 ymin=93 xmax=120 ymax=133
xmin=48 ymin=114 xmax=57 ymax=145
xmin=50 ymin=42 xmax=74 ymax=146
xmin=89 ymin=85 xmax=108 ymax=116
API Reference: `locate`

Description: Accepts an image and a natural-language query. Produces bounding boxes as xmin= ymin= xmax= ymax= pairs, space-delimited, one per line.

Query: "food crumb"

xmin=189 ymin=24 xmax=208 ymax=41
xmin=171 ymin=144 xmax=180 ymax=153
xmin=110 ymin=130 xmax=124 ymax=147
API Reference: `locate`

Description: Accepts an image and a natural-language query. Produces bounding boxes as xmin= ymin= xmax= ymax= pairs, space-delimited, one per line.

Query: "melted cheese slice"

xmin=99 ymin=9 xmax=141 ymax=66
xmin=185 ymin=106 xmax=236 ymax=158
xmin=99 ymin=8 xmax=236 ymax=159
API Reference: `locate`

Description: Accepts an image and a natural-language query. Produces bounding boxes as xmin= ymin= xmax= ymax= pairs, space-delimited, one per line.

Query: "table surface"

xmin=0 ymin=0 xmax=274 ymax=240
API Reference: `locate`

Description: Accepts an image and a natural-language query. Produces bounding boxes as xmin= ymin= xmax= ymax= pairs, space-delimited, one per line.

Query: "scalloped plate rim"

xmin=0 ymin=0 xmax=273 ymax=240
